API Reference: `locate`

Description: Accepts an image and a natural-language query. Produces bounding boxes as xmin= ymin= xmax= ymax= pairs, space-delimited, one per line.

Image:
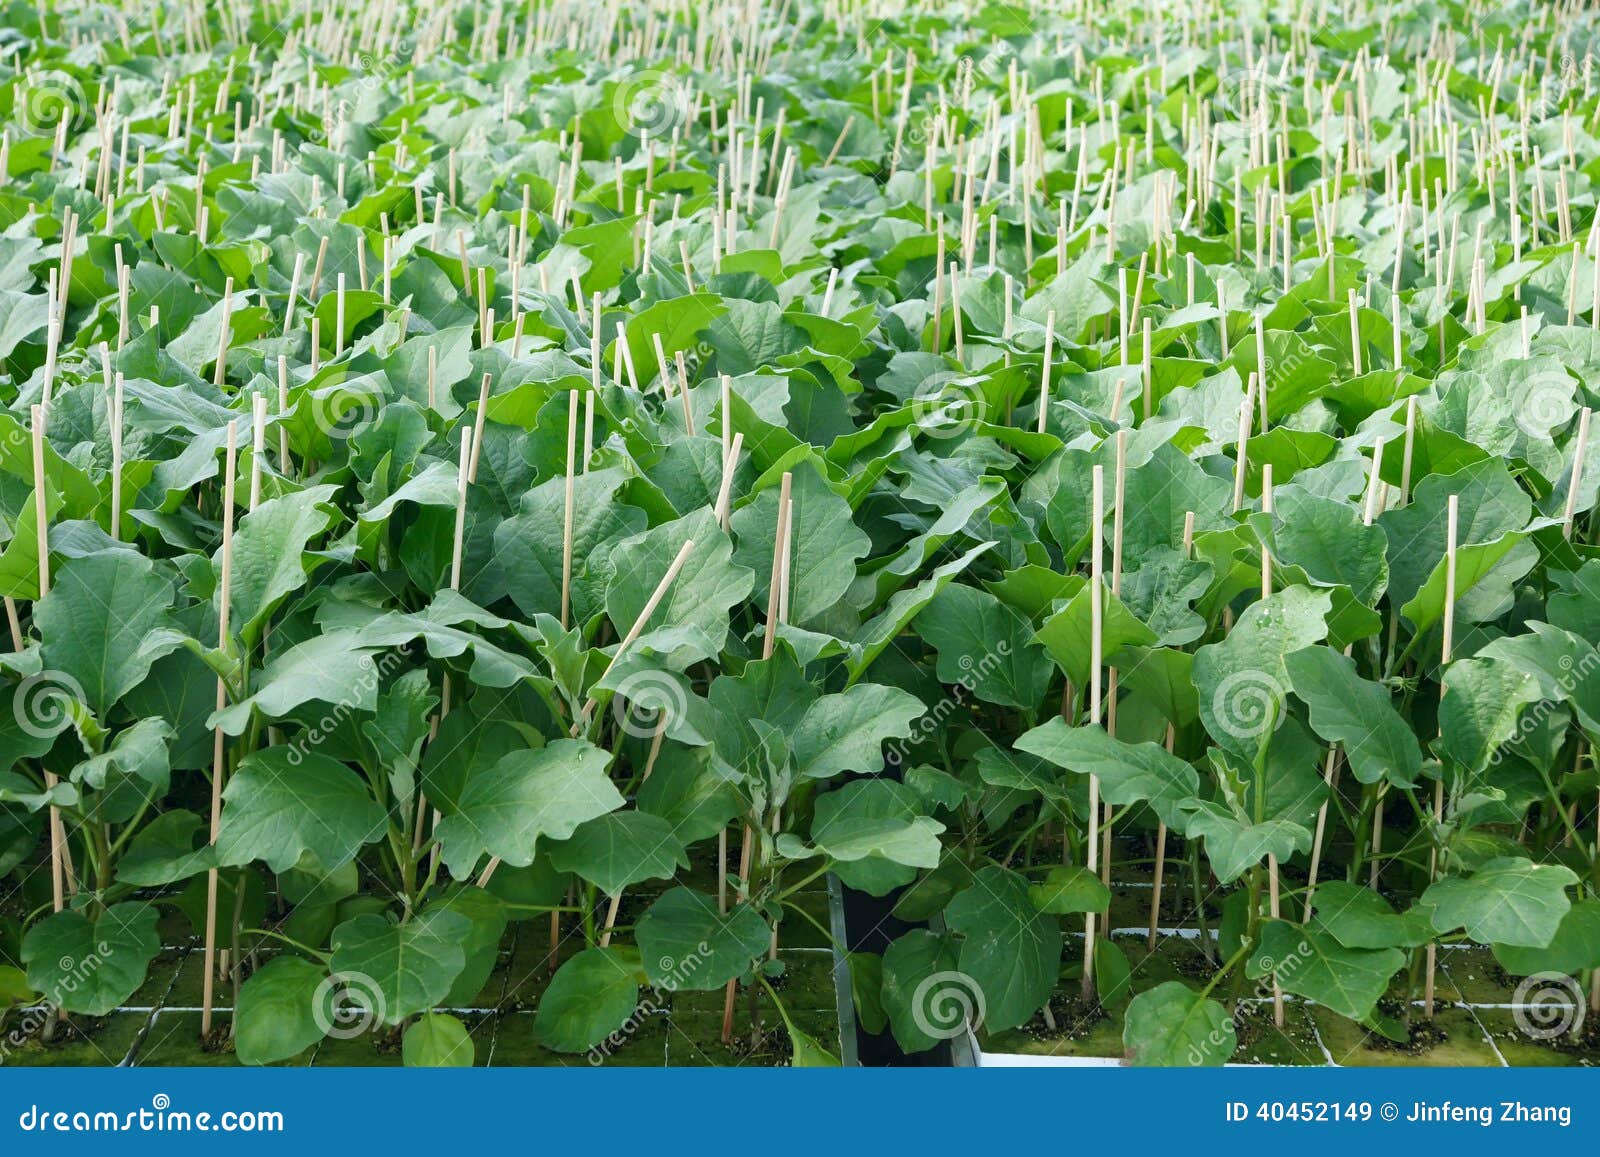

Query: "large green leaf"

xmin=533 ymin=947 xmax=643 ymax=1053
xmin=1284 ymin=647 xmax=1421 ymax=786
xmin=1425 ymin=857 xmax=1577 ymax=948
xmin=945 ymin=866 xmax=1059 ymax=1033
xmin=634 ymin=886 xmax=773 ymax=990
xmin=1122 ymin=982 xmax=1235 ymax=1066
xmin=435 ymin=739 xmax=622 ymax=878
xmin=21 ymin=903 xmax=161 ymax=1016
xmin=1247 ymin=919 xmax=1405 ymax=1021
xmin=327 ymin=908 xmax=471 ymax=1024
xmin=216 ymin=748 xmax=386 ymax=873
xmin=35 ymin=551 xmax=185 ymax=719
xmin=234 ymin=956 xmax=328 ymax=1065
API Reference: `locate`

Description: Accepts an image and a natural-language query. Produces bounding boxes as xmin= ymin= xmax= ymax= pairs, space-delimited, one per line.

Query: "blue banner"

xmin=0 ymin=1067 xmax=1592 ymax=1154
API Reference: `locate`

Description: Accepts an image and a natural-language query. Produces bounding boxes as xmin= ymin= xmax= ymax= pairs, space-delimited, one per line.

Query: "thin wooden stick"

xmin=30 ymin=407 xmax=65 ymax=916
xmin=1082 ymin=464 xmax=1103 ymax=1003
xmin=1563 ymin=408 xmax=1592 ymax=538
xmin=724 ymin=471 xmax=794 ymax=1038
xmin=1424 ymin=495 xmax=1459 ymax=1019
xmin=1147 ymin=510 xmax=1195 ymax=949
xmin=1261 ymin=463 xmax=1285 ymax=1029
xmin=200 ymin=420 xmax=239 ymax=1040
xmin=560 ymin=389 xmax=578 ymax=629
xmin=1037 ymin=310 xmax=1055 ymax=434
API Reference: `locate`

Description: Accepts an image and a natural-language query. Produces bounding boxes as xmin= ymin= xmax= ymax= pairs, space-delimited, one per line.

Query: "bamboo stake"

xmin=1147 ymin=510 xmax=1195 ymax=949
xmin=1082 ymin=464 xmax=1103 ymax=1003
xmin=31 ymin=407 xmax=65 ymax=916
xmin=1563 ymin=408 xmax=1592 ymax=538
xmin=1261 ymin=463 xmax=1285 ymax=1029
xmin=724 ymin=471 xmax=792 ymax=1040
xmin=1423 ymin=495 xmax=1459 ymax=1019
xmin=560 ymin=389 xmax=578 ymax=629
xmin=1037 ymin=310 xmax=1055 ymax=434
xmin=200 ymin=420 xmax=239 ymax=1040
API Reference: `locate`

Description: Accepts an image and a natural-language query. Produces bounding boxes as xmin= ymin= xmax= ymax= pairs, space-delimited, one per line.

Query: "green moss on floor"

xmin=1311 ymin=1003 xmax=1498 ymax=1067
xmin=2 ymin=1011 xmax=146 ymax=1066
xmin=667 ymin=1008 xmax=838 ymax=1066
xmin=487 ymin=1009 xmax=668 ymax=1066
xmin=984 ymin=1000 xmax=1125 ymax=1059
xmin=1232 ymin=1001 xmax=1326 ymax=1066
xmin=136 ymin=1010 xmax=250 ymax=1067
xmin=1474 ymin=1007 xmax=1600 ymax=1067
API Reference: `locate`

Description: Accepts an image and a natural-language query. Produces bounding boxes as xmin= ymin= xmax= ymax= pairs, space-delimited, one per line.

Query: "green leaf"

xmin=1015 ymin=720 xmax=1199 ymax=829
xmin=534 ymin=947 xmax=642 ymax=1052
xmin=919 ymin=583 xmax=1052 ymax=708
xmin=1177 ymin=801 xmax=1313 ymax=884
xmin=234 ymin=956 xmax=327 ymax=1065
xmin=546 ymin=811 xmax=688 ymax=896
xmin=1123 ymin=982 xmax=1235 ymax=1066
xmin=403 ymin=1012 xmax=476 ymax=1067
xmin=1095 ymin=937 xmax=1132 ymax=1007
xmin=635 ymin=887 xmax=772 ymax=991
xmin=435 ymin=739 xmax=622 ymax=878
xmin=604 ymin=508 xmax=754 ymax=663
xmin=35 ymin=552 xmax=184 ymax=719
xmin=791 ymin=683 xmax=925 ymax=780
xmin=1424 ymin=857 xmax=1577 ymax=948
xmin=732 ymin=462 xmax=868 ymax=624
xmin=1248 ymin=919 xmax=1405 ymax=1021
xmin=1436 ymin=658 xmax=1544 ymax=779
xmin=116 ymin=808 xmax=216 ymax=886
xmin=1192 ymin=586 xmax=1331 ymax=757
xmin=879 ymin=929 xmax=964 ymax=1053
xmin=1307 ymin=881 xmax=1435 ymax=949
xmin=1028 ymin=865 xmax=1110 ymax=915
xmin=328 ymin=908 xmax=471 ymax=1024
xmin=1035 ymin=584 xmax=1158 ymax=687
xmin=1284 ymin=647 xmax=1421 ymax=786
xmin=1493 ymin=898 xmax=1600 ymax=974
xmin=21 ymin=903 xmax=161 ymax=1016
xmin=945 ymin=866 xmax=1059 ymax=1032
xmin=217 ymin=748 xmax=386 ymax=874
xmin=223 ymin=485 xmax=339 ymax=647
